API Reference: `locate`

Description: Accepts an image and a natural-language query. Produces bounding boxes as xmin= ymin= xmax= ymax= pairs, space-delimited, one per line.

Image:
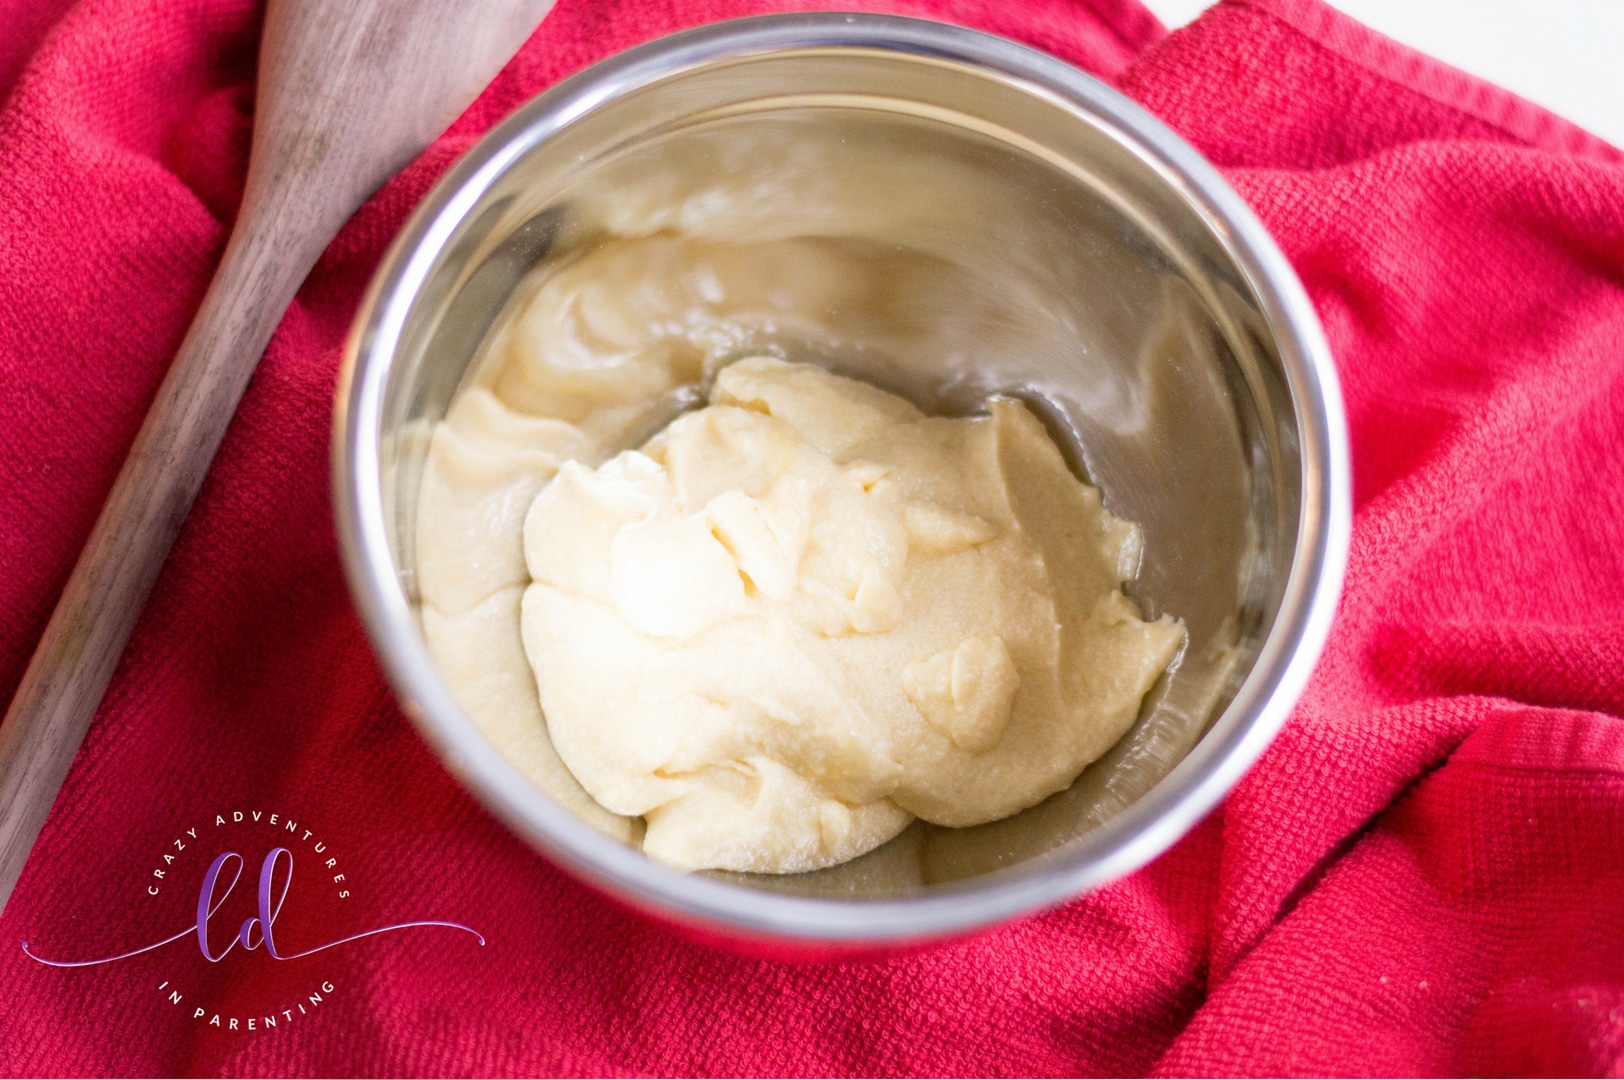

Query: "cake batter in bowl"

xmin=333 ymin=13 xmax=1349 ymax=955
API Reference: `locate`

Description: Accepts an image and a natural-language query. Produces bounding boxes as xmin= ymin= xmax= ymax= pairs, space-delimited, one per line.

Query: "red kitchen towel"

xmin=2 ymin=0 xmax=1622 ymax=1074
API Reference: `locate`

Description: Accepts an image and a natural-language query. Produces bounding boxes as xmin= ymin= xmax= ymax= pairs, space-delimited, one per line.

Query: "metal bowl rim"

xmin=332 ymin=12 xmax=1351 ymax=946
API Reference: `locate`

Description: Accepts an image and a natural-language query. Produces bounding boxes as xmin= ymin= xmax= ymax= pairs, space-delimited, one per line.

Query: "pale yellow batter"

xmin=520 ymin=358 xmax=1183 ymax=873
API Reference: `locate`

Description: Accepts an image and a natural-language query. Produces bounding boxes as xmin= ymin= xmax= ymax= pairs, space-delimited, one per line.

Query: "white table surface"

xmin=1139 ymin=0 xmax=1624 ymax=150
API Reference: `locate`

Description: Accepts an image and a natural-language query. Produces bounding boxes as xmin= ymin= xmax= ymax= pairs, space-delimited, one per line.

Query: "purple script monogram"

xmin=22 ymin=848 xmax=483 ymax=968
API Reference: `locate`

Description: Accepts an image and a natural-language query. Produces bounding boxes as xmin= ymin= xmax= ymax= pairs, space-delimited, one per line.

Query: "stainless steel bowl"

xmin=333 ymin=13 xmax=1350 ymax=954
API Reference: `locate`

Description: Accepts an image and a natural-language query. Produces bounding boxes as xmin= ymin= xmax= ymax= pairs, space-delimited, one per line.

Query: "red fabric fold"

xmin=0 ymin=0 xmax=1621 ymax=1075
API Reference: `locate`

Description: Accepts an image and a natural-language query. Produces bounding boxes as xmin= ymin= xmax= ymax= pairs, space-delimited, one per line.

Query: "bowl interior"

xmin=360 ymin=36 xmax=1304 ymax=907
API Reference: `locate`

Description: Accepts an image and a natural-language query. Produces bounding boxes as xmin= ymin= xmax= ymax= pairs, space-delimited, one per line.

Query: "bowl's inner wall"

xmin=373 ymin=49 xmax=1300 ymax=898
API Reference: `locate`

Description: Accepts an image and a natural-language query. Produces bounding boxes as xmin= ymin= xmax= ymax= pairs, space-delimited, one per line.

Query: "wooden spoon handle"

xmin=0 ymin=0 xmax=556 ymax=918
xmin=0 ymin=217 xmax=317 ymax=907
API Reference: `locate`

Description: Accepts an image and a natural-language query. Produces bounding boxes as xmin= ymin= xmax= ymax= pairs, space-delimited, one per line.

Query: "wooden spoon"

xmin=0 ymin=0 xmax=556 ymax=913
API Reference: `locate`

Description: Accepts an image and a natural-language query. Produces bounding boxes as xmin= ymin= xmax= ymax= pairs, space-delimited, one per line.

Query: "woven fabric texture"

xmin=0 ymin=0 xmax=1620 ymax=1074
